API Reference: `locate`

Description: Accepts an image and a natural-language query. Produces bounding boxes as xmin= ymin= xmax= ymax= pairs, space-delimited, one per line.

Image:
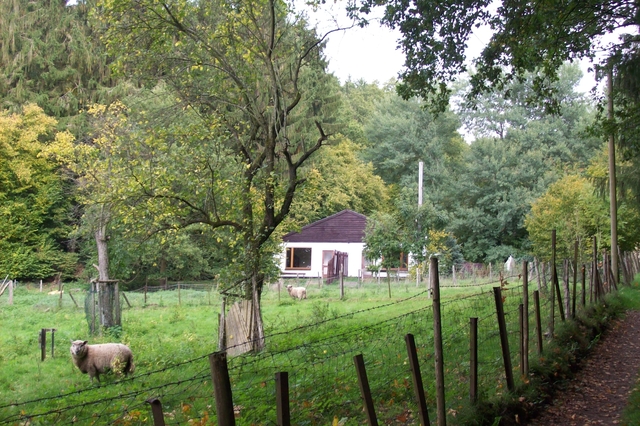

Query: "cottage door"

xmin=322 ymin=250 xmax=334 ymax=278
xmin=337 ymin=251 xmax=349 ymax=276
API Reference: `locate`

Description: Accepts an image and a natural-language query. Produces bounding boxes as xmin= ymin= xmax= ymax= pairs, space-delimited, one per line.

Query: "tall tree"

xmin=602 ymin=41 xmax=640 ymax=206
xmin=95 ymin=0 xmax=335 ymax=349
xmin=351 ymin=0 xmax=639 ymax=113
xmin=287 ymin=136 xmax=390 ymax=226
xmin=0 ymin=0 xmax=135 ymax=291
xmin=449 ymin=66 xmax=602 ymax=263
xmin=362 ymin=90 xmax=466 ymax=205
xmin=0 ymin=0 xmax=118 ymax=120
xmin=46 ymin=98 xmax=229 ymax=285
xmin=339 ymin=79 xmax=387 ymax=145
xmin=525 ymin=175 xmax=611 ymax=261
xmin=0 ymin=104 xmax=77 ymax=280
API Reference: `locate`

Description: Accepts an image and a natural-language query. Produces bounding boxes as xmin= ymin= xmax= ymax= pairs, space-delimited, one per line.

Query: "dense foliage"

xmin=0 ymin=0 xmax=121 ymax=122
xmin=0 ymin=105 xmax=77 ymax=279
xmin=351 ymin=0 xmax=639 ymax=113
xmin=0 ymin=0 xmax=638 ymax=293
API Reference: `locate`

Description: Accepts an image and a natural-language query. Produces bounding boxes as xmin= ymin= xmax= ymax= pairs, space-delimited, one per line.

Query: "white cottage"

xmin=280 ymin=210 xmax=372 ymax=280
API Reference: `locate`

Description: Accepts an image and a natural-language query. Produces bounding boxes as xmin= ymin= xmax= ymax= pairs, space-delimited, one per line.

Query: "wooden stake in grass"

xmin=470 ymin=317 xmax=478 ymax=404
xmin=522 ymin=261 xmax=529 ymax=375
xmin=353 ymin=354 xmax=378 ymax=426
xmin=493 ymin=287 xmax=514 ymax=392
xmin=146 ymin=398 xmax=166 ymax=426
xmin=534 ymin=290 xmax=543 ymax=354
xmin=405 ymin=333 xmax=431 ymax=425
xmin=275 ymin=372 xmax=290 ymax=426
xmin=209 ymin=352 xmax=236 ymax=426
xmin=431 ymin=256 xmax=446 ymax=426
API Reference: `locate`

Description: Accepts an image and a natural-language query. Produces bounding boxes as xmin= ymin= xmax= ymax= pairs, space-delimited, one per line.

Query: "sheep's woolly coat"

xmin=70 ymin=340 xmax=135 ymax=383
xmin=286 ymin=285 xmax=307 ymax=300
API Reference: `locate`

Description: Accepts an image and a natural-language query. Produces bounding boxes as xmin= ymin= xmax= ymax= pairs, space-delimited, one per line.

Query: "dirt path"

xmin=525 ymin=310 xmax=640 ymax=425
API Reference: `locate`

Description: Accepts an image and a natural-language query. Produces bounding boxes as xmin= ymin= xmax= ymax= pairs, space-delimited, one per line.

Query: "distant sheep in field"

xmin=286 ymin=285 xmax=307 ymax=300
xmin=70 ymin=340 xmax=135 ymax=383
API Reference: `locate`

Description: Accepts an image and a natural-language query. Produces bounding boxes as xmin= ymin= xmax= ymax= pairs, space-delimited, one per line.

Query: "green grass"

xmin=620 ymin=280 xmax=640 ymax=426
xmin=622 ymin=377 xmax=640 ymax=426
xmin=0 ymin=274 xmax=616 ymax=425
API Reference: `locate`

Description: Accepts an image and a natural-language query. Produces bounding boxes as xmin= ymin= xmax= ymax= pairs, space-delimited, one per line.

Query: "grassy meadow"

xmin=1 ymin=273 xmax=636 ymax=425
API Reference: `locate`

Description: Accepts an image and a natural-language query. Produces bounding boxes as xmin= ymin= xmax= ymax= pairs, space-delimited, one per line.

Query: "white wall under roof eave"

xmin=279 ymin=241 xmax=365 ymax=278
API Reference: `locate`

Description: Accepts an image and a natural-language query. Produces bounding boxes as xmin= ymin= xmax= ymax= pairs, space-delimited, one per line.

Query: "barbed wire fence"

xmin=1 ymin=240 xmax=638 ymax=424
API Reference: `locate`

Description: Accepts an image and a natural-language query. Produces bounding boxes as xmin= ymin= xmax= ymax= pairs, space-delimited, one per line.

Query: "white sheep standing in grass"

xmin=70 ymin=340 xmax=135 ymax=383
xmin=286 ymin=284 xmax=307 ymax=300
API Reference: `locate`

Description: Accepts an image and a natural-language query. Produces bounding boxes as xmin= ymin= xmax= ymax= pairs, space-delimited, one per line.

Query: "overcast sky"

xmin=298 ymin=2 xmax=405 ymax=85
xmin=301 ymin=2 xmax=598 ymax=93
xmin=322 ymin=21 xmax=405 ymax=85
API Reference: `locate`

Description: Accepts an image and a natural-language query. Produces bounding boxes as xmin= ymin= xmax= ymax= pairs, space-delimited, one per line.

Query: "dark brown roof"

xmin=283 ymin=210 xmax=367 ymax=243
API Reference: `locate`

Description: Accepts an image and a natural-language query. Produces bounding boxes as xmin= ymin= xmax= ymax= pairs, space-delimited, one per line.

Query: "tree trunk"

xmin=95 ymin=225 xmax=109 ymax=282
xmin=160 ymin=256 xmax=167 ymax=288
xmin=95 ymin=209 xmax=115 ymax=329
xmin=251 ymin=274 xmax=265 ymax=351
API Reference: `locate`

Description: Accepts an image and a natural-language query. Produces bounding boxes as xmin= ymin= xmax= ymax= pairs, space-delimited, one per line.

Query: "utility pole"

xmin=418 ymin=161 xmax=424 ymax=288
xmin=608 ymin=71 xmax=619 ymax=283
xmin=418 ymin=161 xmax=423 ymax=206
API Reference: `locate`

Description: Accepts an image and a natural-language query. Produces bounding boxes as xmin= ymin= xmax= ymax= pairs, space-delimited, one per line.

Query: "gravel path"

xmin=525 ymin=310 xmax=640 ymax=425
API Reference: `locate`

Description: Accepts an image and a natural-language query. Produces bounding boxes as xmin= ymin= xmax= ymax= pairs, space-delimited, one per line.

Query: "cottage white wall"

xmin=279 ymin=242 xmax=366 ymax=278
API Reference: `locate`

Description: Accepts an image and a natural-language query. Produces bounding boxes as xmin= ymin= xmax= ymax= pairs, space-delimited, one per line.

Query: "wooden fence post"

xmin=522 ymin=261 xmax=529 ymax=375
xmin=353 ymin=354 xmax=378 ymax=426
xmin=405 ymin=334 xmax=431 ymax=425
xmin=431 ymin=256 xmax=446 ymax=426
xmin=533 ymin=290 xmax=543 ymax=354
xmin=493 ymin=287 xmax=514 ymax=392
xmin=581 ymin=264 xmax=586 ymax=307
xmin=218 ymin=298 xmax=226 ymax=351
xmin=603 ymin=251 xmax=610 ymax=294
xmin=146 ymin=397 xmax=166 ymax=426
xmin=592 ymin=236 xmax=598 ymax=302
xmin=470 ymin=318 xmax=478 ymax=404
xmin=91 ymin=281 xmax=97 ymax=335
xmin=68 ymin=291 xmax=79 ymax=308
xmin=51 ymin=328 xmax=55 ymax=358
xmin=551 ymin=231 xmax=565 ymax=323
xmin=550 ymin=268 xmax=556 ymax=337
xmin=608 ymin=250 xmax=619 ymax=291
xmin=572 ymin=240 xmax=578 ymax=318
xmin=275 ymin=372 xmax=290 ymax=426
xmin=209 ymin=352 xmax=236 ymax=426
xmin=114 ymin=281 xmax=121 ymax=328
xmin=519 ymin=304 xmax=525 ymax=376
xmin=563 ymin=259 xmax=570 ymax=319
xmin=40 ymin=329 xmax=46 ymax=361
xmin=121 ymin=292 xmax=132 ymax=308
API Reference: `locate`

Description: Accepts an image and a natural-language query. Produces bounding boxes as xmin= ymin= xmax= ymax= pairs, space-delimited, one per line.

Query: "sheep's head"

xmin=70 ymin=340 xmax=89 ymax=358
xmin=286 ymin=285 xmax=293 ymax=293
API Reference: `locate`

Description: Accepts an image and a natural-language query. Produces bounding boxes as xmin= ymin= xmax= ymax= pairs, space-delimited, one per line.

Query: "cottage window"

xmin=379 ymin=252 xmax=409 ymax=272
xmin=285 ymin=247 xmax=312 ymax=269
xmin=400 ymin=252 xmax=409 ymax=270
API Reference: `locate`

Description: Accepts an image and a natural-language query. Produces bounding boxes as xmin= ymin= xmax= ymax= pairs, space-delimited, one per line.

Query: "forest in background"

xmin=2 ymin=0 xmax=639 ymax=291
